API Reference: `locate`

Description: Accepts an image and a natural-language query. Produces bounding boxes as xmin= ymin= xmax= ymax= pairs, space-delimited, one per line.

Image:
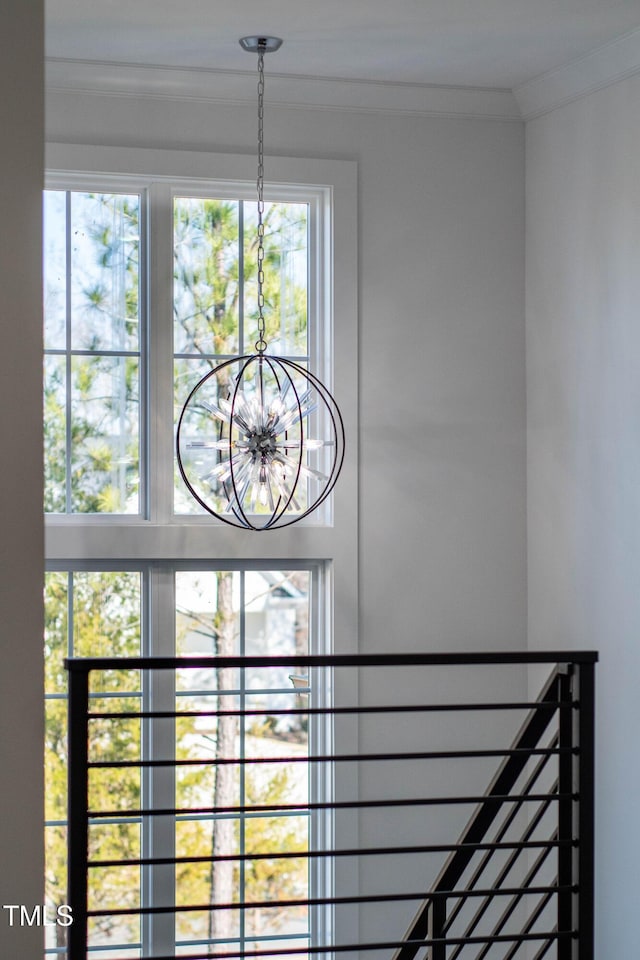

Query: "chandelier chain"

xmin=256 ymin=50 xmax=267 ymax=353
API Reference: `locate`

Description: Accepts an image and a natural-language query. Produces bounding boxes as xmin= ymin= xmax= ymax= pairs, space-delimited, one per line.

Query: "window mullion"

xmin=239 ymin=571 xmax=246 ymax=953
xmin=65 ymin=191 xmax=72 ymax=515
xmin=143 ymin=565 xmax=176 ymax=955
xmin=148 ymin=182 xmax=175 ymax=524
xmin=310 ymin=563 xmax=334 ymax=950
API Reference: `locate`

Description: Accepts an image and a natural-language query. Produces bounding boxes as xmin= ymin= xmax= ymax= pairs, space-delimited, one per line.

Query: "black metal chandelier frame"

xmin=176 ymin=352 xmax=345 ymax=530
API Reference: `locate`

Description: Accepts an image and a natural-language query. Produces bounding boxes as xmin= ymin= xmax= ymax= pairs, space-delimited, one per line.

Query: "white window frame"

xmin=46 ymin=561 xmax=332 ymax=957
xmin=44 ymin=145 xmax=358 ymax=561
xmin=44 ymin=144 xmax=359 ymax=954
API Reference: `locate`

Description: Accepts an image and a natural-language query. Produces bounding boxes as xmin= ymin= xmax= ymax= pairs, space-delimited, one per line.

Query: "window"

xmin=44 ymin=565 xmax=328 ymax=957
xmin=43 ymin=146 xmax=357 ymax=959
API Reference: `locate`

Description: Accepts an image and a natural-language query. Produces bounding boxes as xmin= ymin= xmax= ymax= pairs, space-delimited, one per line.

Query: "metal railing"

xmin=65 ymin=651 xmax=596 ymax=960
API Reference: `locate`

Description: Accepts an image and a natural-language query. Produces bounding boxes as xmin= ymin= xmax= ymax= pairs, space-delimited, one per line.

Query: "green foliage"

xmin=44 ymin=572 xmax=142 ymax=945
xmin=175 ymin=758 xmax=308 ymax=942
xmin=243 ymin=770 xmax=308 ymax=937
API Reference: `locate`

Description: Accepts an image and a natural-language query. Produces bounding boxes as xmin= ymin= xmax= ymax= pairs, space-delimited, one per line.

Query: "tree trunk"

xmin=209 ymin=571 xmax=237 ymax=946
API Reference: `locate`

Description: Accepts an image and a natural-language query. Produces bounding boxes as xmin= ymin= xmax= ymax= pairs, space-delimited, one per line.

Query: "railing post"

xmin=430 ymin=896 xmax=446 ymax=960
xmin=557 ymin=669 xmax=573 ymax=958
xmin=67 ymin=664 xmax=90 ymax=960
xmin=577 ymin=661 xmax=595 ymax=960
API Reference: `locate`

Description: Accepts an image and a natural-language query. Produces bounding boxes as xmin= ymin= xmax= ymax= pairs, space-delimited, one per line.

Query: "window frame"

xmin=45 ymin=561 xmax=332 ymax=957
xmin=43 ymin=144 xmax=359 ymax=954
xmin=44 ymin=146 xmax=358 ymax=553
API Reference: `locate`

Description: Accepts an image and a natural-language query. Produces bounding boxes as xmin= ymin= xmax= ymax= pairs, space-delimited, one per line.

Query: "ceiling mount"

xmin=239 ymin=36 xmax=283 ymax=54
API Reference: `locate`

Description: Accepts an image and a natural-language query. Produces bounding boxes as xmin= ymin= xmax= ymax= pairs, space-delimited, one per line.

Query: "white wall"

xmin=0 ymin=3 xmax=44 ymax=958
xmin=47 ymin=89 xmax=527 ymax=656
xmin=526 ymin=73 xmax=640 ymax=955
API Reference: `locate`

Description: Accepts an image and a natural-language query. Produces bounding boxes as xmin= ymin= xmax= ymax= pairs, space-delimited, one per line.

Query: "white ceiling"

xmin=46 ymin=0 xmax=640 ymax=91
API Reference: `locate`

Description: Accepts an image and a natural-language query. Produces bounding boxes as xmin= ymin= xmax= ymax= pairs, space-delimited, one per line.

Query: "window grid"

xmin=43 ymin=189 xmax=144 ymax=517
xmin=45 ymin=564 xmax=324 ymax=958
xmin=172 ymin=194 xmax=312 ymax=519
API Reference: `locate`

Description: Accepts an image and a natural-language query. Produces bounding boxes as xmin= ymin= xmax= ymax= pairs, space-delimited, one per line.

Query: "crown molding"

xmin=45 ymin=57 xmax=521 ymax=121
xmin=514 ymin=26 xmax=640 ymax=120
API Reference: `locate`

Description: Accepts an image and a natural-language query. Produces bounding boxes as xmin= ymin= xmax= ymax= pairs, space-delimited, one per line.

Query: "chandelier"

xmin=176 ymin=37 xmax=344 ymax=530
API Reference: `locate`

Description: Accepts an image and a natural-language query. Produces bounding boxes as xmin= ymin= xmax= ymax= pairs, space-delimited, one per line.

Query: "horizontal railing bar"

xmin=65 ymin=651 xmax=599 ymax=671
xmin=86 ymin=700 xmax=570 ymax=718
xmin=89 ymin=792 xmax=574 ymax=819
xmin=97 ymin=930 xmax=573 ymax=960
xmin=88 ymin=793 xmax=580 ymax=820
xmin=89 ymin=839 xmax=573 ymax=869
xmin=88 ymin=747 xmax=573 ymax=769
xmin=87 ymin=884 xmax=576 ymax=917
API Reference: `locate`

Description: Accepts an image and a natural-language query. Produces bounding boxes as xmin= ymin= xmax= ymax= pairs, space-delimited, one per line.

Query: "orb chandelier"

xmin=176 ymin=37 xmax=345 ymax=530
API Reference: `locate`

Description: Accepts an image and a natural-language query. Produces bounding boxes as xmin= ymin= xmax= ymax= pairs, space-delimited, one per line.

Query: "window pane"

xmin=174 ymin=356 xmax=216 ymax=515
xmin=70 ymin=355 xmax=140 ymax=513
xmin=43 ymin=354 xmax=67 ymax=514
xmin=243 ymin=201 xmax=309 ymax=357
xmin=70 ymin=192 xmax=140 ymax=353
xmin=45 ymin=699 xmax=68 ymax=820
xmin=173 ymin=570 xmax=311 ymax=955
xmin=44 ymin=825 xmax=68 ymax=953
xmin=43 ymin=190 xmax=67 ymax=350
xmin=175 ymin=818 xmax=242 ymax=944
xmin=244 ymin=570 xmax=309 ymax=656
xmin=174 ymin=197 xmax=240 ymax=356
xmin=44 ymin=571 xmax=68 ymax=694
xmin=72 ymin=571 xmax=141 ymax=659
xmin=174 ymin=198 xmax=311 ymax=517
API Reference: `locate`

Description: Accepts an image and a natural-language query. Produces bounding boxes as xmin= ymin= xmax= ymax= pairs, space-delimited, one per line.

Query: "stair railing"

xmin=64 ymin=651 xmax=596 ymax=960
